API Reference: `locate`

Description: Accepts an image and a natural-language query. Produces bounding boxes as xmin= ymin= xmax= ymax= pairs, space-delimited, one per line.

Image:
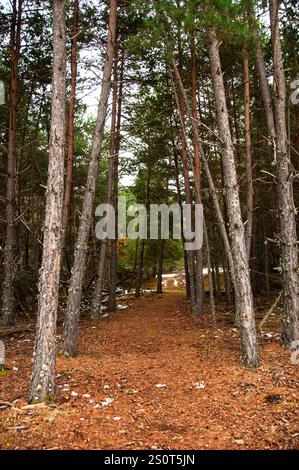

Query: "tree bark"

xmin=61 ymin=0 xmax=117 ymax=357
xmin=207 ymin=29 xmax=259 ymax=367
xmin=156 ymin=239 xmax=165 ymax=294
xmin=223 ymin=256 xmax=232 ymax=303
xmin=1 ymin=0 xmax=23 ymax=327
xmin=172 ymin=135 xmax=191 ymax=298
xmin=269 ymin=0 xmax=299 ymax=345
xmin=135 ymin=239 xmax=145 ymax=298
xmin=29 ymin=0 xmax=67 ymax=402
xmin=61 ymin=0 xmax=79 ymax=255
xmin=135 ymin=168 xmax=150 ymax=299
xmin=204 ymin=219 xmax=216 ymax=325
xmin=108 ymin=50 xmax=124 ymax=312
xmin=91 ymin=240 xmax=107 ymax=319
xmin=91 ymin=44 xmax=119 ymax=319
xmin=264 ymin=239 xmax=271 ymax=298
xmin=249 ymin=10 xmax=276 ymax=143
xmin=190 ymin=30 xmax=204 ymax=313
xmin=174 ymin=78 xmax=197 ymax=312
xmin=170 ymin=56 xmax=236 ymax=294
xmin=243 ymin=50 xmax=254 ymax=261
xmin=215 ymin=262 xmax=221 ymax=296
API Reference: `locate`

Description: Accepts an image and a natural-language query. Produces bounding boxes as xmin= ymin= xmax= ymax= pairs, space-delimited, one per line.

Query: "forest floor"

xmin=0 ymin=291 xmax=298 ymax=450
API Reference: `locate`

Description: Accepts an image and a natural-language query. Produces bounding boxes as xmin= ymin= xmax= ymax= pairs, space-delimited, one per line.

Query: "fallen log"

xmin=0 ymin=325 xmax=33 ymax=338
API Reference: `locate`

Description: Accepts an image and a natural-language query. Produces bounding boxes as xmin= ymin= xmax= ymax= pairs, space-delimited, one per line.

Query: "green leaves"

xmin=202 ymin=0 xmax=251 ymax=43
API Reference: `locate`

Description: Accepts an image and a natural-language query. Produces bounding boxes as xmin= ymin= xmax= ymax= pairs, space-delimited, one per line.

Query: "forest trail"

xmin=0 ymin=292 xmax=298 ymax=449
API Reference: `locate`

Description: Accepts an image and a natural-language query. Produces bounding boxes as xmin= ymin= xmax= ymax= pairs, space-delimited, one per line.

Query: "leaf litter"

xmin=0 ymin=292 xmax=298 ymax=450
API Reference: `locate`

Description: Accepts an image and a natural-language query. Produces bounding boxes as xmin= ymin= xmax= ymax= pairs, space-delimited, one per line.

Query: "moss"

xmin=0 ymin=367 xmax=8 ymax=376
xmin=44 ymin=394 xmax=55 ymax=405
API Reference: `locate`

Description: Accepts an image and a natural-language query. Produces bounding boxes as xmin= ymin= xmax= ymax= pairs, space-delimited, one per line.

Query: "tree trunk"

xmin=243 ymin=50 xmax=254 ymax=261
xmin=135 ymin=168 xmax=150 ymax=299
xmin=156 ymin=239 xmax=165 ymax=294
xmin=135 ymin=239 xmax=145 ymax=298
xmin=170 ymin=56 xmax=236 ymax=294
xmin=264 ymin=239 xmax=271 ymax=298
xmin=91 ymin=44 xmax=119 ymax=319
xmin=204 ymin=219 xmax=216 ymax=324
xmin=215 ymin=262 xmax=221 ymax=296
xmin=207 ymin=29 xmax=259 ymax=367
xmin=269 ymin=0 xmax=299 ymax=345
xmin=249 ymin=9 xmax=276 ymax=143
xmin=1 ymin=0 xmax=23 ymax=327
xmin=29 ymin=0 xmax=67 ymax=402
xmin=172 ymin=135 xmax=191 ymax=299
xmin=190 ymin=30 xmax=204 ymax=313
xmin=128 ymin=239 xmax=139 ymax=293
xmin=223 ymin=257 xmax=232 ymax=303
xmin=61 ymin=0 xmax=79 ymax=255
xmin=174 ymin=78 xmax=197 ymax=312
xmin=91 ymin=240 xmax=107 ymax=319
xmin=61 ymin=0 xmax=117 ymax=357
xmin=108 ymin=51 xmax=124 ymax=312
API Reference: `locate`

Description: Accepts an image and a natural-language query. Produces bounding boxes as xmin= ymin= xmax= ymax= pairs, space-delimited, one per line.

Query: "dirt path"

xmin=0 ymin=292 xmax=298 ymax=449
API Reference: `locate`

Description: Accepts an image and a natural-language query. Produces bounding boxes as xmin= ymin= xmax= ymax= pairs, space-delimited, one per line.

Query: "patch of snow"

xmin=155 ymin=384 xmax=166 ymax=388
xmin=194 ymin=382 xmax=205 ymax=389
xmin=94 ymin=397 xmax=114 ymax=408
xmin=101 ymin=397 xmax=114 ymax=407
